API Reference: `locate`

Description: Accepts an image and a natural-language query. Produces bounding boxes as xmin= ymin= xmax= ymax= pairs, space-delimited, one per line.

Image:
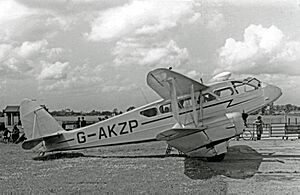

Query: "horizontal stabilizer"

xmin=147 ymin=68 xmax=209 ymax=100
xmin=22 ymin=133 xmax=62 ymax=150
xmin=22 ymin=138 xmax=44 ymax=150
xmin=156 ymin=126 xmax=207 ymax=141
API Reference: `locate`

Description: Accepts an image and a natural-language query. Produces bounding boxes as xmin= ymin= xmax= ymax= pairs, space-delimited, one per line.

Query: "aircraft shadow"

xmin=184 ymin=145 xmax=262 ymax=180
xmin=33 ymin=152 xmax=85 ymax=161
xmin=33 ymin=152 xmax=186 ymax=161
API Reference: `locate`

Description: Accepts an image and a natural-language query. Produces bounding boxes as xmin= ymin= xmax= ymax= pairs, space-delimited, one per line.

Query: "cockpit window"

xmin=243 ymin=78 xmax=261 ymax=88
xmin=247 ymin=78 xmax=261 ymax=88
xmin=214 ymin=87 xmax=234 ymax=97
xmin=232 ymin=81 xmax=244 ymax=94
xmin=140 ymin=107 xmax=158 ymax=117
xmin=232 ymin=79 xmax=261 ymax=94
xmin=244 ymin=83 xmax=256 ymax=92
xmin=159 ymin=103 xmax=171 ymax=114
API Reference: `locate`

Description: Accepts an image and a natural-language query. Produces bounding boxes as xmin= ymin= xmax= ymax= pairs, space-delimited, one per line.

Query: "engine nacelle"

xmin=211 ymin=72 xmax=232 ymax=82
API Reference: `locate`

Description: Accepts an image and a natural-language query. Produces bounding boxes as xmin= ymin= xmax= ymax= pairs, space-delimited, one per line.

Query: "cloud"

xmin=208 ymin=0 xmax=297 ymax=7
xmin=0 ymin=0 xmax=31 ymax=24
xmin=102 ymin=83 xmax=137 ymax=93
xmin=38 ymin=63 xmax=103 ymax=92
xmin=16 ymin=0 xmax=127 ymax=14
xmin=0 ymin=39 xmax=66 ymax=79
xmin=0 ymin=44 xmax=13 ymax=59
xmin=113 ymin=39 xmax=189 ymax=67
xmin=0 ymin=0 xmax=76 ymax=42
xmin=37 ymin=61 xmax=69 ymax=81
xmin=0 ymin=0 xmax=34 ymax=41
xmin=186 ymin=70 xmax=200 ymax=79
xmin=16 ymin=40 xmax=48 ymax=59
xmin=216 ymin=24 xmax=300 ymax=76
xmin=46 ymin=47 xmax=65 ymax=61
xmin=205 ymin=11 xmax=225 ymax=31
xmin=86 ymin=0 xmax=201 ymax=41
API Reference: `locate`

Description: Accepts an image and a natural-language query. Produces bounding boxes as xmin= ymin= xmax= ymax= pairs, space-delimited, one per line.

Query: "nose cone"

xmin=263 ymin=84 xmax=282 ymax=104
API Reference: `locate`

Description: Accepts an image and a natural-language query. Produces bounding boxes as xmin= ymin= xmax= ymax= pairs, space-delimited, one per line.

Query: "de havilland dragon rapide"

xmin=20 ymin=68 xmax=282 ymax=161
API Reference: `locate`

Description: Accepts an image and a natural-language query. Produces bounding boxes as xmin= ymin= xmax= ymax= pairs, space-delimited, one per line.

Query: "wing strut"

xmin=168 ymin=77 xmax=181 ymax=126
xmin=199 ymin=90 xmax=204 ymax=126
xmin=32 ymin=111 xmax=38 ymax=138
xmin=190 ymin=84 xmax=198 ymax=127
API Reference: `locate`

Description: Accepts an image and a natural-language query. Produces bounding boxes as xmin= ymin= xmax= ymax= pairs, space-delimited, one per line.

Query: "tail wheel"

xmin=206 ymin=153 xmax=226 ymax=162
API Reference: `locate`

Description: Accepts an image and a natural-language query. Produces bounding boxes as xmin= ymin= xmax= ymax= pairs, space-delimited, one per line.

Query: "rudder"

xmin=20 ymin=99 xmax=64 ymax=140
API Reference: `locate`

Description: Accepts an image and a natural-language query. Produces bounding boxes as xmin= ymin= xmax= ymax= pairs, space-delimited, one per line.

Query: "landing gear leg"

xmin=206 ymin=153 xmax=226 ymax=162
xmin=165 ymin=145 xmax=173 ymax=155
xmin=37 ymin=141 xmax=46 ymax=157
xmin=206 ymin=141 xmax=228 ymax=162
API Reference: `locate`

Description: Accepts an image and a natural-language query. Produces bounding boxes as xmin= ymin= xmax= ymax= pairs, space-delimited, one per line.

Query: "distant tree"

xmin=285 ymin=104 xmax=293 ymax=113
xmin=101 ymin=111 xmax=112 ymax=117
xmin=113 ymin=108 xmax=118 ymax=114
xmin=126 ymin=106 xmax=135 ymax=112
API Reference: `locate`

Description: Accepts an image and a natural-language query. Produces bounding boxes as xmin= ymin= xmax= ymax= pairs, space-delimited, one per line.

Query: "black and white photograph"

xmin=0 ymin=0 xmax=300 ymax=194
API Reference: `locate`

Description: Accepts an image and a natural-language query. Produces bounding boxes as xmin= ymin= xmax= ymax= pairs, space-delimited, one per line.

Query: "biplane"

xmin=20 ymin=68 xmax=282 ymax=161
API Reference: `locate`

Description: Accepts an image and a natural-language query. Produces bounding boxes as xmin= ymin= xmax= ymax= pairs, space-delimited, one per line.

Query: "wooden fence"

xmin=244 ymin=123 xmax=300 ymax=139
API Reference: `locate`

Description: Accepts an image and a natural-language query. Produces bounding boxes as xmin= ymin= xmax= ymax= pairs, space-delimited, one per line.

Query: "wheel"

xmin=206 ymin=153 xmax=226 ymax=162
xmin=242 ymin=130 xmax=252 ymax=140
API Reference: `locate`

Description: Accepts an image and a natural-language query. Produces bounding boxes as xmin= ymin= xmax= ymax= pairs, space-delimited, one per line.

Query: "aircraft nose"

xmin=263 ymin=84 xmax=282 ymax=103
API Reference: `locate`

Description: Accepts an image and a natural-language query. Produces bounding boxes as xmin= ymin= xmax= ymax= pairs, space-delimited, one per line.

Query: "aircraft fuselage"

xmin=43 ymin=77 xmax=281 ymax=153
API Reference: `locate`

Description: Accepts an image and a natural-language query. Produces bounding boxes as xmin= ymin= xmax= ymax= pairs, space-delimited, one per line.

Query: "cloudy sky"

xmin=0 ymin=0 xmax=299 ymax=111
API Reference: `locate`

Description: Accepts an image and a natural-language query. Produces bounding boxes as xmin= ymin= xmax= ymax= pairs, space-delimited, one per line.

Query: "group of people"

xmin=76 ymin=117 xmax=87 ymax=128
xmin=2 ymin=124 xmax=26 ymax=144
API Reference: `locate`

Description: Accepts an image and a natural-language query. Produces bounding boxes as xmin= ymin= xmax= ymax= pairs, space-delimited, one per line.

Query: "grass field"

xmin=2 ymin=139 xmax=300 ymax=194
xmin=0 ymin=140 xmax=265 ymax=194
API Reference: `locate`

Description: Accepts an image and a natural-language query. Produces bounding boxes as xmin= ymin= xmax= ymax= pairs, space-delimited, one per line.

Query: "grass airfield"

xmin=1 ymin=140 xmax=300 ymax=194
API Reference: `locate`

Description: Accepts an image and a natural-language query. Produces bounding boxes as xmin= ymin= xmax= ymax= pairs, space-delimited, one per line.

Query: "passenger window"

xmin=159 ymin=104 xmax=171 ymax=114
xmin=178 ymin=98 xmax=192 ymax=109
xmin=202 ymin=93 xmax=216 ymax=102
xmin=140 ymin=108 xmax=158 ymax=117
xmin=214 ymin=87 xmax=234 ymax=97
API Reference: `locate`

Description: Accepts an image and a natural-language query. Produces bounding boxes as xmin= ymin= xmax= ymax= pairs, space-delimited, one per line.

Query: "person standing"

xmin=254 ymin=116 xmax=264 ymax=140
xmin=76 ymin=117 xmax=81 ymax=128
xmin=11 ymin=124 xmax=20 ymax=143
xmin=81 ymin=117 xmax=86 ymax=127
xmin=3 ymin=128 xmax=10 ymax=143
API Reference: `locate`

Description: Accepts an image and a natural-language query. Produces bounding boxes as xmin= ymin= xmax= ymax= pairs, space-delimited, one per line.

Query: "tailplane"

xmin=20 ymin=99 xmax=64 ymax=149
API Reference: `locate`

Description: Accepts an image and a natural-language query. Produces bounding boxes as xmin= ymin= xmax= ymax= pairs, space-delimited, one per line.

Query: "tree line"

xmin=49 ymin=106 xmax=136 ymax=117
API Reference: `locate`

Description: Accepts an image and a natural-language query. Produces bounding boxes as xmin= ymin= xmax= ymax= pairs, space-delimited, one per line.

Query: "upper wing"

xmin=147 ymin=68 xmax=209 ymax=100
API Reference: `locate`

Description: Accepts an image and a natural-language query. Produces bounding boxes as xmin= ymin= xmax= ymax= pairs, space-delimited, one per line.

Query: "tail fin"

xmin=20 ymin=99 xmax=64 ymax=140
